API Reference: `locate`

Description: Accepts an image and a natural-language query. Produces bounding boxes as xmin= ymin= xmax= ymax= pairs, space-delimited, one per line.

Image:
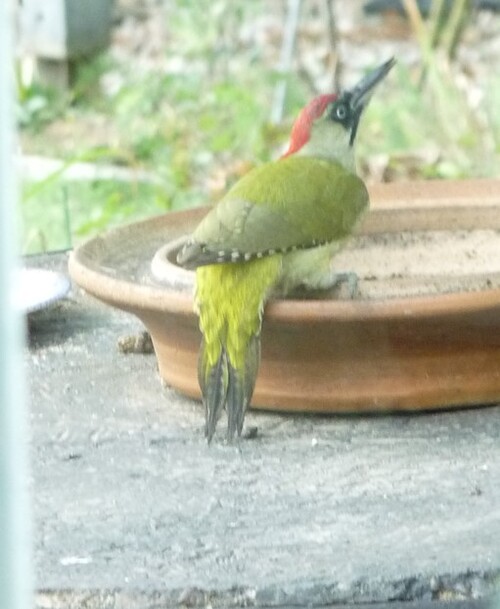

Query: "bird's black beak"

xmin=349 ymin=57 xmax=396 ymax=111
xmin=346 ymin=58 xmax=396 ymax=144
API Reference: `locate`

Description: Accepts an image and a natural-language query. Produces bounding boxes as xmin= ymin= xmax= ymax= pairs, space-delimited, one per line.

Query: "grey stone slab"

xmin=28 ymin=253 xmax=500 ymax=608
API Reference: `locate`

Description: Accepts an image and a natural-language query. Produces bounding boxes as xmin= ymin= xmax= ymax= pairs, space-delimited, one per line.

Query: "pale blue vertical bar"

xmin=0 ymin=3 xmax=33 ymax=609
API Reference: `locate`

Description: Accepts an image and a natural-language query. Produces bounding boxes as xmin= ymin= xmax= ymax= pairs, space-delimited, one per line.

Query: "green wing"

xmin=177 ymin=155 xmax=368 ymax=268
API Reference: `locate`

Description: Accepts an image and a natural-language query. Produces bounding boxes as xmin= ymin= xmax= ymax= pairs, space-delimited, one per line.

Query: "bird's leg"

xmin=280 ymin=269 xmax=360 ymax=300
xmin=279 ymin=246 xmax=360 ymax=299
xmin=327 ymin=271 xmax=359 ymax=298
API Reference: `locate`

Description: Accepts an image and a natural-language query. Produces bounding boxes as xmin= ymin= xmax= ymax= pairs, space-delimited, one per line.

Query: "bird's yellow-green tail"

xmin=196 ymin=256 xmax=282 ymax=442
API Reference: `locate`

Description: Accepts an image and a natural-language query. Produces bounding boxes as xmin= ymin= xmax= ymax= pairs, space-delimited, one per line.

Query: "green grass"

xmin=20 ymin=179 xmax=169 ymax=254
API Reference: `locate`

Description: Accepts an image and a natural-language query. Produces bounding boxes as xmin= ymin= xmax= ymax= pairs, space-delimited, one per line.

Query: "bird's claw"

xmin=330 ymin=271 xmax=359 ymax=299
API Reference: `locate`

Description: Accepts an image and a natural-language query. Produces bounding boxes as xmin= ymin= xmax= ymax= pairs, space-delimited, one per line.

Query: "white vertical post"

xmin=0 ymin=3 xmax=33 ymax=609
xmin=270 ymin=0 xmax=302 ymax=125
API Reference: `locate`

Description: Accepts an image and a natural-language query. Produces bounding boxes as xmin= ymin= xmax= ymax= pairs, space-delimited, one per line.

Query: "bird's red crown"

xmin=282 ymin=93 xmax=337 ymax=157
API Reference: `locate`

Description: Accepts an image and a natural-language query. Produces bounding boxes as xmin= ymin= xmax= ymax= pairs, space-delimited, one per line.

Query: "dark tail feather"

xmin=227 ymin=334 xmax=261 ymax=440
xmin=198 ymin=340 xmax=228 ymax=443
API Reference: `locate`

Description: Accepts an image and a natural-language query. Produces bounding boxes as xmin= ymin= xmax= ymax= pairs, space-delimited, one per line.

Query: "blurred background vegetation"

xmin=16 ymin=0 xmax=500 ymax=253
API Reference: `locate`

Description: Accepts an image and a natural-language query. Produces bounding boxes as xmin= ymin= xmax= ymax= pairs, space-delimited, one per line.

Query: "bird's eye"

xmin=335 ymin=104 xmax=347 ymax=120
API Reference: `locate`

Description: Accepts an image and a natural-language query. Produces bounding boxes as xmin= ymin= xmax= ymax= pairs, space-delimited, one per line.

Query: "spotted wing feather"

xmin=177 ymin=155 xmax=368 ymax=269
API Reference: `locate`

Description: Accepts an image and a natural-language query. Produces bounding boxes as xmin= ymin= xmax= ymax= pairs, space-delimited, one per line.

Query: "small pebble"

xmin=117 ymin=331 xmax=154 ymax=354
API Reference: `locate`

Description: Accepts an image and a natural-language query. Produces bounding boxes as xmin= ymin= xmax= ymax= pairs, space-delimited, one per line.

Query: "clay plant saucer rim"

xmin=69 ymin=247 xmax=500 ymax=324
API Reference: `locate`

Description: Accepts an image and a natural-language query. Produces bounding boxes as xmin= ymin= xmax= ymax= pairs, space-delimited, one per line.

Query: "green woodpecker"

xmin=177 ymin=58 xmax=395 ymax=442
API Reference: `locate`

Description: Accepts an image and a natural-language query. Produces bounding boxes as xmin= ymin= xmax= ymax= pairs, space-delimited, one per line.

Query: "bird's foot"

xmin=329 ymin=271 xmax=359 ymax=299
xmin=278 ymin=271 xmax=360 ymax=300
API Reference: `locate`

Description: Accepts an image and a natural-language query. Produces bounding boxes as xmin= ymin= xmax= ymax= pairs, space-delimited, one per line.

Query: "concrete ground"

xmin=28 ymin=253 xmax=500 ymax=609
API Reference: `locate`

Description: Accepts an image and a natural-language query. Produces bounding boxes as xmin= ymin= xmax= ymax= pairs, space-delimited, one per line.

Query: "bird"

xmin=177 ymin=58 xmax=396 ymax=442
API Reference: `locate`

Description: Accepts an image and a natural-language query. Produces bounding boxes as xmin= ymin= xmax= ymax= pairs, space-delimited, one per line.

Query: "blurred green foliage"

xmin=17 ymin=0 xmax=500 ymax=254
xmin=360 ymin=64 xmax=500 ymax=179
xmin=21 ymin=179 xmax=167 ymax=253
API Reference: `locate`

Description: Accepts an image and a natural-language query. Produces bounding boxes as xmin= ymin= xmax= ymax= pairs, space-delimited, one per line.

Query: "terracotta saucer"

xmin=69 ymin=179 xmax=500 ymax=413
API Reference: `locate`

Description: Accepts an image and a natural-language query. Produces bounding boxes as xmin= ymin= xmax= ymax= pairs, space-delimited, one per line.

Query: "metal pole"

xmin=0 ymin=3 xmax=33 ymax=609
xmin=271 ymin=0 xmax=302 ymax=124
